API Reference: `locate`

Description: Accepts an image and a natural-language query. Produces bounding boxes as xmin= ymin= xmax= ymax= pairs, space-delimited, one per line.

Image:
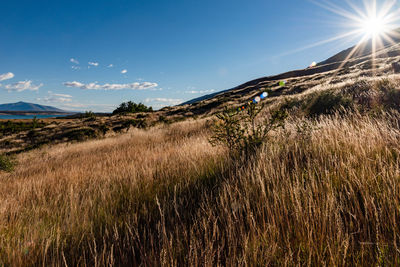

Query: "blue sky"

xmin=0 ymin=0 xmax=397 ymax=111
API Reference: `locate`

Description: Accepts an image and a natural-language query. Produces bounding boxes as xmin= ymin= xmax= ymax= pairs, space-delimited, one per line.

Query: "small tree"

xmin=32 ymin=116 xmax=38 ymax=129
xmin=209 ymin=104 xmax=287 ymax=159
xmin=209 ymin=107 xmax=245 ymax=153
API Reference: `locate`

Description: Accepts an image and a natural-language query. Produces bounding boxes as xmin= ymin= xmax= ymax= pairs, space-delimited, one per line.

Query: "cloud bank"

xmin=64 ymin=81 xmax=158 ymax=90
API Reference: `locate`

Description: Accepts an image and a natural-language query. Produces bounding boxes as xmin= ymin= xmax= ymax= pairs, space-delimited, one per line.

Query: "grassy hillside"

xmin=2 ymin=40 xmax=400 ymax=265
xmin=1 ymin=72 xmax=400 ymax=265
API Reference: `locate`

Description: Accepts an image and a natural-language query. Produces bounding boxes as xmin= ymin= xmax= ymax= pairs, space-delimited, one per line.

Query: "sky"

xmin=1 ymin=0 xmax=399 ymax=112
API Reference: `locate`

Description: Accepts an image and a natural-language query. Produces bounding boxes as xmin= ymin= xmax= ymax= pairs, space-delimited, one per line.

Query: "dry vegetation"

xmin=2 ymin=55 xmax=400 ymax=265
xmin=1 ymin=83 xmax=400 ymax=265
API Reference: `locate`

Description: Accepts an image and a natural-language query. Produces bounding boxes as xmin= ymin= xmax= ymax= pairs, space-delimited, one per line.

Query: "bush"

xmin=375 ymin=79 xmax=400 ymax=109
xmin=279 ymin=97 xmax=301 ymax=113
xmin=113 ymin=119 xmax=147 ymax=133
xmin=98 ymin=124 xmax=110 ymax=135
xmin=0 ymin=154 xmax=14 ymax=172
xmin=304 ymin=90 xmax=352 ymax=117
xmin=158 ymin=115 xmax=170 ymax=124
xmin=209 ymin=104 xmax=287 ymax=158
xmin=0 ymin=120 xmax=46 ymax=136
xmin=61 ymin=128 xmax=98 ymax=141
xmin=112 ymin=101 xmax=153 ymax=115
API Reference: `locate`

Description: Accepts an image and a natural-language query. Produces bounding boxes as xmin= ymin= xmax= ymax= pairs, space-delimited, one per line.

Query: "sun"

xmin=301 ymin=0 xmax=400 ymax=79
xmin=361 ymin=16 xmax=388 ymax=38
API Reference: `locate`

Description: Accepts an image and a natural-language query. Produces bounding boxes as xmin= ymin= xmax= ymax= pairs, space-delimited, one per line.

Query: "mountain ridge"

xmin=0 ymin=101 xmax=68 ymax=113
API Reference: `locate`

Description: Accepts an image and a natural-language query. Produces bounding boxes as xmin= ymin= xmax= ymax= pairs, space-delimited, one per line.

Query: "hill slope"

xmin=172 ymin=40 xmax=400 ymax=118
xmin=180 ymin=31 xmax=400 ymax=108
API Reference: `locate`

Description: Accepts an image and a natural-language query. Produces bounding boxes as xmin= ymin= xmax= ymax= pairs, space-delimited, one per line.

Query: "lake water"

xmin=0 ymin=114 xmax=69 ymax=120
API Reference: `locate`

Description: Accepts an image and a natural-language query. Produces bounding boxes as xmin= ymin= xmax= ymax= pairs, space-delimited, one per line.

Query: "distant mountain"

xmin=0 ymin=102 xmax=67 ymax=112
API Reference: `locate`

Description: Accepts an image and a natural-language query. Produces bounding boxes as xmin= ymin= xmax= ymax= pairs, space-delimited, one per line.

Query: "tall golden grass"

xmin=1 ymin=110 xmax=400 ymax=265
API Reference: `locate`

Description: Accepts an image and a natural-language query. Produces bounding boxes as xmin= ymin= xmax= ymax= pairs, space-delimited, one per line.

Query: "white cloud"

xmin=71 ymin=66 xmax=80 ymax=70
xmin=121 ymin=69 xmax=127 ymax=74
xmin=60 ymin=102 xmax=116 ymax=112
xmin=53 ymin=93 xmax=72 ymax=98
xmin=37 ymin=96 xmax=72 ymax=103
xmin=63 ymin=81 xmax=158 ymax=90
xmin=70 ymin=58 xmax=79 ymax=64
xmin=108 ymin=64 xmax=114 ymax=68
xmin=144 ymin=98 xmax=183 ymax=106
xmin=0 ymin=72 xmax=14 ymax=81
xmin=64 ymin=81 xmax=84 ymax=88
xmin=4 ymin=80 xmax=43 ymax=92
xmin=36 ymin=92 xmax=73 ymax=103
xmin=186 ymin=89 xmax=216 ymax=94
xmin=88 ymin=62 xmax=99 ymax=67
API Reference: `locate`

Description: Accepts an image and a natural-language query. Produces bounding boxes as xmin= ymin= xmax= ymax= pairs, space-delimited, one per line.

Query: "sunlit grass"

xmin=1 ymin=77 xmax=400 ymax=265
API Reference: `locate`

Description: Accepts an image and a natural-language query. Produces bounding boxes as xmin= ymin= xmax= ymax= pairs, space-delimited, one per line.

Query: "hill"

xmin=0 ymin=101 xmax=67 ymax=112
xmin=168 ymin=40 xmax=400 ymax=119
xmin=180 ymin=30 xmax=400 ymax=107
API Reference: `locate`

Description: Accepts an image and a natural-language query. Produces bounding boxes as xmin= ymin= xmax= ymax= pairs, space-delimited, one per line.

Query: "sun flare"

xmin=304 ymin=0 xmax=400 ymax=79
xmin=361 ymin=16 xmax=388 ymax=38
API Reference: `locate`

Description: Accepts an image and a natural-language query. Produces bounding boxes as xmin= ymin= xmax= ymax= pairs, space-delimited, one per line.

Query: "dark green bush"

xmin=61 ymin=128 xmax=98 ymax=141
xmin=158 ymin=115 xmax=170 ymax=124
xmin=0 ymin=154 xmax=14 ymax=172
xmin=375 ymin=79 xmax=400 ymax=109
xmin=0 ymin=120 xmax=46 ymax=136
xmin=112 ymin=101 xmax=153 ymax=115
xmin=279 ymin=97 xmax=301 ymax=112
xmin=98 ymin=124 xmax=110 ymax=135
xmin=304 ymin=90 xmax=352 ymax=117
xmin=113 ymin=119 xmax=147 ymax=133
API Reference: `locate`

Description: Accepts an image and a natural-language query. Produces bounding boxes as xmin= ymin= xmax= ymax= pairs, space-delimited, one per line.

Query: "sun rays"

xmin=306 ymin=0 xmax=400 ymax=80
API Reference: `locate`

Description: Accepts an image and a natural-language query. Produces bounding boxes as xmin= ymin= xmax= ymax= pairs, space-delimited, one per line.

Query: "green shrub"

xmin=98 ymin=124 xmax=110 ymax=135
xmin=375 ymin=79 xmax=400 ymax=109
xmin=209 ymin=104 xmax=287 ymax=158
xmin=279 ymin=97 xmax=301 ymax=112
xmin=112 ymin=101 xmax=153 ymax=115
xmin=113 ymin=119 xmax=147 ymax=133
xmin=81 ymin=111 xmax=96 ymax=121
xmin=0 ymin=120 xmax=46 ymax=136
xmin=0 ymin=155 xmax=14 ymax=172
xmin=61 ymin=128 xmax=98 ymax=141
xmin=304 ymin=90 xmax=352 ymax=117
xmin=158 ymin=115 xmax=170 ymax=124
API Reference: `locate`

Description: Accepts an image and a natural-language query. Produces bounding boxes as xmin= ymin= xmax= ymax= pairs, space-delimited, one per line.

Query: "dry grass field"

xmin=1 ymin=82 xmax=400 ymax=265
xmin=1 ymin=63 xmax=400 ymax=265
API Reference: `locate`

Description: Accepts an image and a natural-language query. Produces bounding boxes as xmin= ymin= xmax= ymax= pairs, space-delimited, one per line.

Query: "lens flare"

xmin=362 ymin=16 xmax=387 ymax=38
xmin=260 ymin=92 xmax=268 ymax=99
